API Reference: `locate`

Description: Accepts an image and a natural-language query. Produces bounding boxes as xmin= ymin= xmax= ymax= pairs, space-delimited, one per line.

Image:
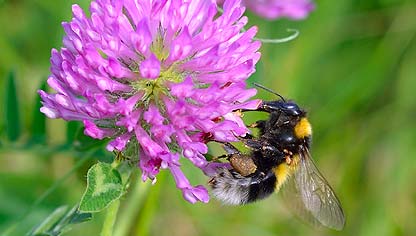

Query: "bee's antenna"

xmin=253 ymin=82 xmax=286 ymax=102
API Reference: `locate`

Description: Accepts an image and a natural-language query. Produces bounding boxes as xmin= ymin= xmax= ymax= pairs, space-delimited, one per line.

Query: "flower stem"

xmin=101 ymin=199 xmax=121 ymax=236
xmin=114 ymin=176 xmax=151 ymax=236
xmin=134 ymin=172 xmax=166 ymax=236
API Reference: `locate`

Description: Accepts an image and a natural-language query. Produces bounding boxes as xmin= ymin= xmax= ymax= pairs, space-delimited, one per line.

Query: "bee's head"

xmin=261 ymin=100 xmax=304 ymax=117
xmin=253 ymin=83 xmax=305 ymax=117
xmin=278 ymin=101 xmax=303 ymax=116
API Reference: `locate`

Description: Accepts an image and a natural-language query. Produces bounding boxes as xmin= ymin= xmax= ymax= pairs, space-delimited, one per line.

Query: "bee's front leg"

xmin=247 ymin=120 xmax=266 ymax=129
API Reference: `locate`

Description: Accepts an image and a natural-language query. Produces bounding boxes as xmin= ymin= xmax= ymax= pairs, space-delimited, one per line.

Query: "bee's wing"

xmin=280 ymin=171 xmax=323 ymax=228
xmin=281 ymin=147 xmax=345 ymax=230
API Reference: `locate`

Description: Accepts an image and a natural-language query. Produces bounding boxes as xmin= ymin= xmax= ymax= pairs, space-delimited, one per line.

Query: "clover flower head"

xmin=39 ymin=0 xmax=261 ymax=203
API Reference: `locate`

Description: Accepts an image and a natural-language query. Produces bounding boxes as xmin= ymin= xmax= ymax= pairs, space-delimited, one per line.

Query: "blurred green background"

xmin=1 ymin=0 xmax=415 ymax=235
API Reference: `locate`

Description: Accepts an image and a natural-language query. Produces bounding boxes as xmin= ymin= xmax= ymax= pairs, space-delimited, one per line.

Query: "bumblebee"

xmin=209 ymin=84 xmax=345 ymax=230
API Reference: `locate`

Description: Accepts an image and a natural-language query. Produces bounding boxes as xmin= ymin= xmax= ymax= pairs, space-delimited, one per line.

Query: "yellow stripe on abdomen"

xmin=274 ymin=155 xmax=301 ymax=191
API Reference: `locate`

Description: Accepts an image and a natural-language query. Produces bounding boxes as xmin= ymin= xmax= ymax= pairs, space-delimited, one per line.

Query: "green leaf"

xmin=27 ymin=205 xmax=93 ymax=236
xmin=28 ymin=206 xmax=68 ymax=236
xmin=54 ymin=206 xmax=92 ymax=235
xmin=79 ymin=162 xmax=124 ymax=212
xmin=29 ymin=80 xmax=47 ymax=144
xmin=5 ymin=71 xmax=21 ymax=141
xmin=73 ymin=126 xmax=107 ymax=151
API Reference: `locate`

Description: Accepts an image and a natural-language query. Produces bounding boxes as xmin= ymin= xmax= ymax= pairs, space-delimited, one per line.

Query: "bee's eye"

xmin=283 ymin=103 xmax=297 ymax=110
xmin=281 ymin=102 xmax=302 ymax=116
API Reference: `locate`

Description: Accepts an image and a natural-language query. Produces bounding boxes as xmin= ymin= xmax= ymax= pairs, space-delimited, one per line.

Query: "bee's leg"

xmin=223 ymin=143 xmax=257 ymax=176
xmin=236 ymin=108 xmax=266 ymax=130
xmin=259 ymin=101 xmax=280 ymax=112
xmin=237 ymin=137 xmax=263 ymax=150
xmin=262 ymin=144 xmax=282 ymax=157
xmin=229 ymin=153 xmax=257 ymax=177
xmin=210 ymin=154 xmax=228 ymax=161
xmin=213 ymin=142 xmax=257 ymax=177
xmin=209 ymin=142 xmax=240 ymax=162
xmin=247 ymin=120 xmax=266 ymax=129
xmin=240 ymin=101 xmax=278 ymax=114
xmin=222 ymin=142 xmax=240 ymax=155
xmin=245 ymin=120 xmax=267 ymax=136
xmin=241 ymin=133 xmax=255 ymax=140
xmin=263 ymin=144 xmax=286 ymax=163
xmin=238 ymin=137 xmax=285 ymax=162
xmin=236 ymin=107 xmax=271 ymax=130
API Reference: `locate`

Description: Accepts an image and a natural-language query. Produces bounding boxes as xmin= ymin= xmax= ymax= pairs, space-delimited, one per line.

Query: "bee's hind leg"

xmin=212 ymin=142 xmax=257 ymax=177
xmin=209 ymin=142 xmax=241 ymax=162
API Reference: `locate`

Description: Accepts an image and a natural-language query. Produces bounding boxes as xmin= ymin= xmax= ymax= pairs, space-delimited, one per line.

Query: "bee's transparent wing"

xmin=280 ymin=147 xmax=345 ymax=230
xmin=280 ymin=171 xmax=322 ymax=228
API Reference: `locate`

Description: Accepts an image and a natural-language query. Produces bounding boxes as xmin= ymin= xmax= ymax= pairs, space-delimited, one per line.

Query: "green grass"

xmin=1 ymin=0 xmax=415 ymax=235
